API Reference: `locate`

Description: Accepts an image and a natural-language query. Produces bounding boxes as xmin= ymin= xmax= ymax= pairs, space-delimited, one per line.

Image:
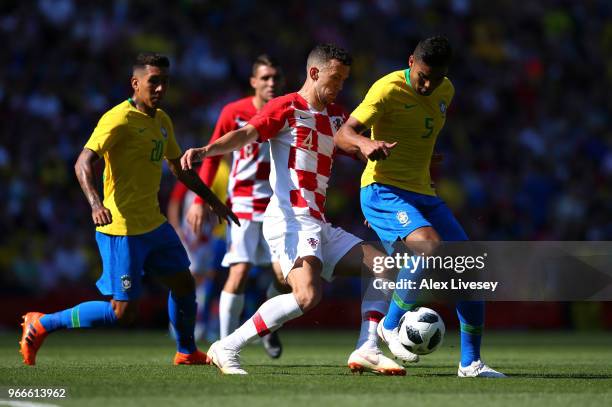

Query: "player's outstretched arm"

xmin=180 ymin=124 xmax=260 ymax=170
xmin=167 ymin=158 xmax=240 ymax=229
xmin=74 ymin=148 xmax=113 ymax=227
xmin=335 ymin=117 xmax=397 ymax=161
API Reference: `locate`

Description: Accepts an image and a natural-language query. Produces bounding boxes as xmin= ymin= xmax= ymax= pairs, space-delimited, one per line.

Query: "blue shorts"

xmin=95 ymin=222 xmax=191 ymax=300
xmin=360 ymin=183 xmax=468 ymax=243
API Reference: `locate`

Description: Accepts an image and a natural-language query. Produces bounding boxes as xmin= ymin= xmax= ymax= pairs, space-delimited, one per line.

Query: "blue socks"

xmin=383 ymin=256 xmax=422 ymax=330
xmin=200 ymin=278 xmax=215 ymax=325
xmin=457 ymin=300 xmax=484 ymax=367
xmin=381 ymin=251 xmax=485 ymax=367
xmin=38 ymin=293 xmax=198 ymax=355
xmin=39 ymin=301 xmax=118 ymax=332
xmin=168 ymin=291 xmax=197 ymax=354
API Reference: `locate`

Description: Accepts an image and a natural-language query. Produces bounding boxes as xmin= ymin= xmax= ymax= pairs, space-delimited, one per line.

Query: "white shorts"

xmin=262 ymin=215 xmax=362 ymax=282
xmin=180 ymin=224 xmax=222 ymax=275
xmin=222 ymin=219 xmax=273 ymax=267
xmin=186 ymin=237 xmax=225 ymax=275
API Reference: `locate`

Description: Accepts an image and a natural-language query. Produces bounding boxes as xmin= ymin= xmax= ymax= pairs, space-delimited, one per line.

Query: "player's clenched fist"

xmin=359 ymin=139 xmax=398 ymax=161
xmin=180 ymin=147 xmax=207 ymax=170
xmin=91 ymin=204 xmax=112 ymax=227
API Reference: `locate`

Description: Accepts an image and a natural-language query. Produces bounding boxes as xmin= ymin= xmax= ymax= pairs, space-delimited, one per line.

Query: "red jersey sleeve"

xmin=329 ymin=104 xmax=359 ymax=160
xmin=249 ymin=96 xmax=292 ymax=142
xmin=170 ymin=180 xmax=189 ymax=203
xmin=194 ymin=104 xmax=238 ymax=205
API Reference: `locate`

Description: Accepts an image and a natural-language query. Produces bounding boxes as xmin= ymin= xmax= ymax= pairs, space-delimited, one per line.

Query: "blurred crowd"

xmin=1 ymin=0 xmax=610 ymax=294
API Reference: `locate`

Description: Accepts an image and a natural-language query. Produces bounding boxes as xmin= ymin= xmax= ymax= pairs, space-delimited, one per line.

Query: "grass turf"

xmin=1 ymin=330 xmax=611 ymax=406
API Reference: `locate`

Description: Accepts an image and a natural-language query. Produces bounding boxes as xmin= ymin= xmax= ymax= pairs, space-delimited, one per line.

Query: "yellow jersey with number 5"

xmin=84 ymin=100 xmax=182 ymax=236
xmin=352 ymin=69 xmax=454 ymax=196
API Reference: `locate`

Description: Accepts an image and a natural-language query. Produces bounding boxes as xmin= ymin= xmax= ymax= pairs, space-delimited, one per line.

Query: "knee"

xmin=406 ymin=228 xmax=441 ymax=256
xmin=292 ymin=285 xmax=322 ymax=312
xmin=225 ymin=263 xmax=251 ymax=293
xmin=418 ymin=239 xmax=441 ymax=257
xmin=112 ymin=300 xmax=138 ymax=326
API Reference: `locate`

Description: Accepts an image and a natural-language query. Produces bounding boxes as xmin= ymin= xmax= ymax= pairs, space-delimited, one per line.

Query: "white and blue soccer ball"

xmin=398 ymin=307 xmax=445 ymax=355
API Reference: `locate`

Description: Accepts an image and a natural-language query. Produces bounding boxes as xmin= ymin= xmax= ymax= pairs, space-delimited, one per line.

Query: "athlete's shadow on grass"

xmin=249 ymin=364 xmax=386 ymax=376
xmin=248 ymin=364 xmax=340 ymax=368
xmin=248 ymin=366 xmax=612 ymax=379
xmin=409 ymin=372 xmax=612 ymax=379
xmin=506 ymin=373 xmax=612 ymax=380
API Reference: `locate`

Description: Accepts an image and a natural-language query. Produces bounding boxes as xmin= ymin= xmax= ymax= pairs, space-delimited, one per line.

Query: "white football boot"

xmin=377 ymin=316 xmax=419 ymax=364
xmin=347 ymin=348 xmax=406 ymax=376
xmin=207 ymin=341 xmax=248 ymax=375
xmin=458 ymin=360 xmax=507 ymax=378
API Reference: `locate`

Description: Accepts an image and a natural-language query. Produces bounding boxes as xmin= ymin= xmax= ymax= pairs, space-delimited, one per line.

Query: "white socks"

xmin=356 ymin=278 xmax=389 ymax=350
xmin=356 ymin=311 xmax=383 ymax=350
xmin=223 ymin=293 xmax=303 ymax=351
xmin=219 ymin=291 xmax=245 ymax=339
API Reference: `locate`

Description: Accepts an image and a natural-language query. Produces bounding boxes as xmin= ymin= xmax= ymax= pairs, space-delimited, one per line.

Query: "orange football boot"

xmin=173 ymin=349 xmax=210 ymax=365
xmin=19 ymin=312 xmax=49 ymax=366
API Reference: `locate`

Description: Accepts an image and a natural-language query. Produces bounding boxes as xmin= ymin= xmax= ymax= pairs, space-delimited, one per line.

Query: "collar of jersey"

xmin=127 ymin=98 xmax=157 ymax=118
xmin=404 ymin=68 xmax=412 ymax=89
xmin=295 ymin=92 xmax=327 ymax=114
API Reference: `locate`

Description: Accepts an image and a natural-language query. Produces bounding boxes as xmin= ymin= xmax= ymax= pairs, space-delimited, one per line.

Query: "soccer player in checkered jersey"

xmin=184 ymin=55 xmax=289 ymax=358
xmin=336 ymin=36 xmax=505 ymax=378
xmin=182 ymin=44 xmax=404 ymax=375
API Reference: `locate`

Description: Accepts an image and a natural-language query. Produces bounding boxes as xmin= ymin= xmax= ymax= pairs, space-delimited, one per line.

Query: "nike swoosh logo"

xmin=404 ymin=104 xmax=417 ymax=109
xmin=298 ymin=115 xmax=309 ymax=120
xmin=363 ymin=353 xmax=379 ymax=364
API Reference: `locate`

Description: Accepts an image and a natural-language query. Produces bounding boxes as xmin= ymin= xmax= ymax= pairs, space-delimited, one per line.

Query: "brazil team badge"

xmin=439 ymin=101 xmax=447 ymax=114
xmin=120 ymin=275 xmax=132 ymax=291
xmin=396 ymin=211 xmax=411 ymax=226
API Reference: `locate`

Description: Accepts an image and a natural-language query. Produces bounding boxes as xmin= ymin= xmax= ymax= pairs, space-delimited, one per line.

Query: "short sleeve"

xmin=84 ymin=112 xmax=124 ymax=156
xmin=249 ymin=96 xmax=290 ymax=142
xmin=350 ymin=77 xmax=391 ymax=128
xmin=163 ymin=114 xmax=182 ymax=160
xmin=193 ymin=104 xmax=239 ymax=204
xmin=446 ymin=79 xmax=455 ymax=108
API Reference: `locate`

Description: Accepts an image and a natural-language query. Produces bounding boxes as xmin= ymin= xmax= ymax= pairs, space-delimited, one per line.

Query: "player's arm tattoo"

xmin=167 ymin=158 xmax=223 ymax=206
xmin=351 ymin=121 xmax=369 ymax=135
xmin=74 ymin=148 xmax=104 ymax=209
xmin=168 ymin=158 xmax=240 ymax=226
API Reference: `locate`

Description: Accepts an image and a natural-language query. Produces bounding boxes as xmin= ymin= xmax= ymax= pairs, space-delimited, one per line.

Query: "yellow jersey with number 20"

xmin=352 ymin=69 xmax=454 ymax=196
xmin=84 ymin=100 xmax=182 ymax=236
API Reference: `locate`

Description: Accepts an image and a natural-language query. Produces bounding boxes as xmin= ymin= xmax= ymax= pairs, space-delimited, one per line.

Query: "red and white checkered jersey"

xmin=249 ymin=93 xmax=348 ymax=222
xmin=194 ymin=96 xmax=272 ymax=221
xmin=170 ymin=181 xmax=212 ymax=248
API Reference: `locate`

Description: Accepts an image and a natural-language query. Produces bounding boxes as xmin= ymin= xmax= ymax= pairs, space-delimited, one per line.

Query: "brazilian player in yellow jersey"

xmin=336 ymin=36 xmax=505 ymax=377
xmin=19 ymin=52 xmax=239 ymax=367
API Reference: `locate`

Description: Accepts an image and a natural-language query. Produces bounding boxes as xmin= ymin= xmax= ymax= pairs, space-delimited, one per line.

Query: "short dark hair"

xmin=413 ymin=36 xmax=452 ymax=67
xmin=307 ymin=44 xmax=352 ymax=68
xmin=133 ymin=52 xmax=170 ymax=71
xmin=252 ymin=54 xmax=280 ymax=77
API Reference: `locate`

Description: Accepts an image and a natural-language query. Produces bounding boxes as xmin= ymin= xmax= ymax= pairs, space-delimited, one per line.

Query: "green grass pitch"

xmin=1 ymin=330 xmax=611 ymax=406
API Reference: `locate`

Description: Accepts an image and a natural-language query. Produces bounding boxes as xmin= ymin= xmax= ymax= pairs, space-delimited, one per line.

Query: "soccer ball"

xmin=398 ymin=307 xmax=445 ymax=355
